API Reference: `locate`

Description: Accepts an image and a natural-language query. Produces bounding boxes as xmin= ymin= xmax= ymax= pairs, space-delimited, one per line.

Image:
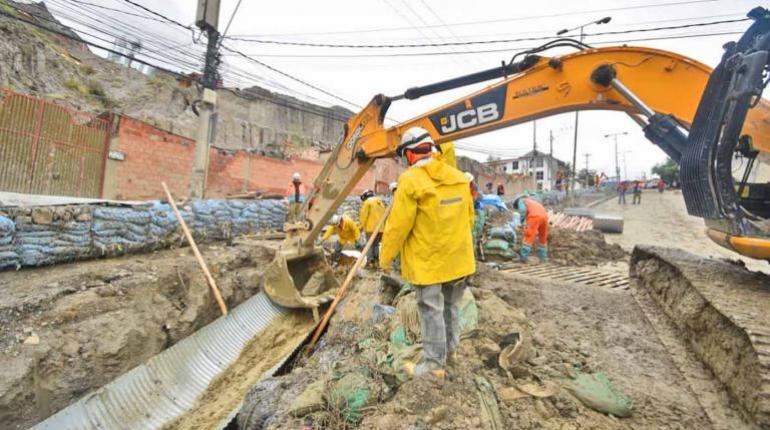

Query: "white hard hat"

xmin=330 ymin=214 xmax=340 ymax=225
xmin=464 ymin=172 xmax=474 ymax=182
xmin=396 ymin=127 xmax=434 ymax=157
xmin=389 ymin=182 xmax=398 ymax=192
xmin=292 ymin=172 xmax=301 ymax=181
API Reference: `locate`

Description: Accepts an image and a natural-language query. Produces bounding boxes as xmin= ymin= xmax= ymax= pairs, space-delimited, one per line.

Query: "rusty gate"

xmin=0 ymin=88 xmax=109 ymax=197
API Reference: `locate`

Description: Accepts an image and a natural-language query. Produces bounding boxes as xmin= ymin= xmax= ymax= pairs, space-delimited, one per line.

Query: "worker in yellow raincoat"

xmin=322 ymin=214 xmax=360 ymax=264
xmin=380 ymin=127 xmax=475 ymax=380
xmin=358 ymin=189 xmax=386 ymax=267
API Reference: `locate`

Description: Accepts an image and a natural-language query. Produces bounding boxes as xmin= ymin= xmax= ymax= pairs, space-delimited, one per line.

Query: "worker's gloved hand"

xmin=381 ymin=266 xmax=392 ymax=275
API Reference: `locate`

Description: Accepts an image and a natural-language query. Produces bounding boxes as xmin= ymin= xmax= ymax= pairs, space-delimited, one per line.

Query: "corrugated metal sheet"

xmin=0 ymin=88 xmax=108 ymax=197
xmin=34 ymin=293 xmax=289 ymax=430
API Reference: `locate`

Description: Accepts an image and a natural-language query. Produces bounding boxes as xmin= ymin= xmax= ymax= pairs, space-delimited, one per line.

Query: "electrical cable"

xmin=221 ymin=44 xmax=363 ymax=109
xmin=224 ymin=30 xmax=746 ymax=58
xmin=227 ymin=0 xmax=721 ymax=38
xmin=0 ymin=9 xmax=186 ymax=77
xmin=118 ymin=0 xmax=193 ymax=31
xmin=224 ymin=18 xmax=749 ymax=48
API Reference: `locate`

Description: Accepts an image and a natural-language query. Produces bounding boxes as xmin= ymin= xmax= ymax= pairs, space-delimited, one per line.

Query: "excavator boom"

xmin=264 ymin=8 xmax=770 ymax=308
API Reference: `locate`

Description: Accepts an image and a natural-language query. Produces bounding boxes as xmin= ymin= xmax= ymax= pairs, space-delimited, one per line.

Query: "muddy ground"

xmin=0 ymin=237 xmax=279 ymax=429
xmin=236 ymin=263 xmax=746 ymax=429
xmin=548 ymin=227 xmax=627 ymax=266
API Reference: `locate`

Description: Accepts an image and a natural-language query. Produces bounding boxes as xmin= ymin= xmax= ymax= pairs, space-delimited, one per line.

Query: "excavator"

xmin=260 ymin=9 xmax=770 ymax=425
xmin=263 ymin=6 xmax=770 ymax=309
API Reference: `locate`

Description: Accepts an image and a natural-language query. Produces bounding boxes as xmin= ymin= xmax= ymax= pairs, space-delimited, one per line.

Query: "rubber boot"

xmin=403 ymin=361 xmax=446 ymax=381
xmin=519 ymin=243 xmax=532 ymax=262
xmin=536 ymin=245 xmax=548 ymax=263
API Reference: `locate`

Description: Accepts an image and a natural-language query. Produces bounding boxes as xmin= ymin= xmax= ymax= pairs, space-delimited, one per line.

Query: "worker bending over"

xmin=284 ymin=172 xmax=307 ymax=222
xmin=514 ymin=196 xmax=549 ymax=263
xmin=358 ymin=189 xmax=386 ymax=267
xmin=322 ymin=214 xmax=360 ymax=263
xmin=380 ymin=127 xmax=475 ymax=380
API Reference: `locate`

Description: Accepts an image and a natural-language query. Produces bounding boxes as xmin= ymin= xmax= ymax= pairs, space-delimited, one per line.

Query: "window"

xmin=535 ymin=158 xmax=544 ymax=167
xmin=536 ymin=171 xmax=544 ymax=180
xmin=511 ymin=161 xmax=519 ymax=170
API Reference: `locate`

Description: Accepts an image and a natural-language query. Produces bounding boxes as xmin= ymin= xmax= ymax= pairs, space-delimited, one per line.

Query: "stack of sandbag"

xmin=0 ymin=215 xmax=18 ymax=269
xmin=92 ymin=206 xmax=151 ymax=255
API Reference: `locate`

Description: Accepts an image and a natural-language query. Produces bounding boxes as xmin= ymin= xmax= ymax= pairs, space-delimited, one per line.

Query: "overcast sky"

xmin=45 ymin=0 xmax=765 ymax=179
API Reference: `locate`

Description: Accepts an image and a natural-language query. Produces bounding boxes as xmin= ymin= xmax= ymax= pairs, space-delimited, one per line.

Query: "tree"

xmin=652 ymin=158 xmax=679 ymax=184
xmin=577 ymin=168 xmax=598 ymax=186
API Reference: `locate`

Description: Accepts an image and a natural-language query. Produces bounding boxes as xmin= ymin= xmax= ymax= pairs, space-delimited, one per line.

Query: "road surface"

xmin=594 ymin=189 xmax=769 ymax=273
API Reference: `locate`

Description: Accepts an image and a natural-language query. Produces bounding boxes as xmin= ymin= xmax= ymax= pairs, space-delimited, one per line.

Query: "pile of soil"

xmin=236 ymin=265 xmax=718 ymax=429
xmin=548 ymin=227 xmax=627 ymax=266
xmin=0 ymin=238 xmax=279 ymax=429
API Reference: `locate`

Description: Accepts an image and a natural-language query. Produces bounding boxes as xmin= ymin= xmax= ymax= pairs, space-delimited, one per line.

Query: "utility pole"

xmin=549 ymin=130 xmax=554 ymax=190
xmin=623 ymin=151 xmax=632 ymax=179
xmin=191 ymin=0 xmax=222 ymax=198
xmin=557 ymin=16 xmax=611 ymax=196
xmin=604 ymin=131 xmax=628 ymax=181
xmin=583 ymin=152 xmax=591 ymax=187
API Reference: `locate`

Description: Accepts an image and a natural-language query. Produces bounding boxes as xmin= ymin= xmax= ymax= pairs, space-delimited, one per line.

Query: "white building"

xmin=487 ymin=150 xmax=569 ymax=191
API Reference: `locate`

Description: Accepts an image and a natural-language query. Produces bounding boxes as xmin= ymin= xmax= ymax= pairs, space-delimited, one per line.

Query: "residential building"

xmin=487 ymin=150 xmax=569 ymax=191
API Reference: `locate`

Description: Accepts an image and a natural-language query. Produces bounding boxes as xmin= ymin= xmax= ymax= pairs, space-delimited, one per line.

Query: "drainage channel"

xmin=500 ymin=263 xmax=630 ymax=290
xmin=34 ymin=293 xmax=304 ymax=430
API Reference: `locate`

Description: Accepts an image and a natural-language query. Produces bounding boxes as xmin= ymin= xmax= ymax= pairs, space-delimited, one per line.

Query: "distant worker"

xmin=657 ymin=179 xmax=666 ymax=193
xmin=380 ymin=127 xmax=475 ymax=380
xmin=389 ymin=181 xmax=398 ymax=195
xmin=497 ymin=183 xmax=506 ymax=197
xmin=284 ymin=172 xmax=307 ymax=222
xmin=616 ymin=181 xmax=627 ymax=205
xmin=465 ymin=172 xmax=481 ymax=207
xmin=632 ymin=181 xmax=643 ymax=205
xmin=358 ymin=189 xmax=386 ymax=267
xmin=514 ymin=196 xmax=549 ymax=263
xmin=322 ymin=214 xmax=360 ymax=263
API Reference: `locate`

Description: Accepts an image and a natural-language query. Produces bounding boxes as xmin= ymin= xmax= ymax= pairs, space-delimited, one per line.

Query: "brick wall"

xmin=104 ymin=116 xmax=401 ymax=201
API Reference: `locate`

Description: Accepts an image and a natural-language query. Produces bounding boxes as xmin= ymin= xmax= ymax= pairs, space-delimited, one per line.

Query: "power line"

xmin=221 ymin=44 xmax=363 ymax=109
xmin=220 ymin=0 xmax=244 ymax=40
xmin=222 ymin=29 xmax=746 ymax=58
xmin=119 ymin=0 xmax=193 ymax=31
xmin=224 ymin=17 xmax=748 ymax=48
xmin=227 ymin=0 xmax=719 ymax=38
xmin=64 ymin=0 xmax=172 ymax=25
xmin=0 ymin=9 xmax=186 ymax=77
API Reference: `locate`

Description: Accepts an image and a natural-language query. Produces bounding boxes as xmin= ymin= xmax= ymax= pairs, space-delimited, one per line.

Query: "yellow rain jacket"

xmin=380 ymin=155 xmax=476 ymax=285
xmin=322 ymin=215 xmax=360 ymax=245
xmin=438 ymin=141 xmax=457 ymax=169
xmin=359 ymin=196 xmax=386 ymax=234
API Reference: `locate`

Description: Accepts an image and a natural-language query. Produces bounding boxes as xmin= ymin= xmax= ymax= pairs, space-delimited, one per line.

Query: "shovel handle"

xmin=306 ymin=203 xmax=393 ymax=354
xmin=162 ymin=182 xmax=228 ymax=316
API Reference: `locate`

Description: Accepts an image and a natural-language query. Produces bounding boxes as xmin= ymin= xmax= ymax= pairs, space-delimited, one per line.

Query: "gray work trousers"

xmin=415 ymin=278 xmax=465 ymax=368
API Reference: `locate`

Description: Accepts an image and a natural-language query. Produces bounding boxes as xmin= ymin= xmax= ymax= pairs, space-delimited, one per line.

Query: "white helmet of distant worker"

xmin=389 ymin=182 xmax=398 ymax=192
xmin=292 ymin=172 xmax=301 ymax=181
xmin=330 ymin=214 xmax=340 ymax=225
xmin=464 ymin=172 xmax=474 ymax=182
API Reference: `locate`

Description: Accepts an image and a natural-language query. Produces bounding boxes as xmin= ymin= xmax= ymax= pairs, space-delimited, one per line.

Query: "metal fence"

xmin=0 ymin=88 xmax=108 ymax=197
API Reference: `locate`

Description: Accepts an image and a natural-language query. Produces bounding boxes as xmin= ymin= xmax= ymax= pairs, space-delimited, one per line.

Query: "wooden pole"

xmin=161 ymin=182 xmax=228 ymax=316
xmin=305 ymin=203 xmax=393 ymax=355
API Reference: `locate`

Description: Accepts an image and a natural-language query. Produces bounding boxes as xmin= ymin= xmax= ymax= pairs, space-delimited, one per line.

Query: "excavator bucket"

xmin=262 ymin=250 xmax=338 ymax=309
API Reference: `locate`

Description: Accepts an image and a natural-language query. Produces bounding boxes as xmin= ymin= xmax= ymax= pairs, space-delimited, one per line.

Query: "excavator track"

xmin=631 ymin=245 xmax=770 ymax=428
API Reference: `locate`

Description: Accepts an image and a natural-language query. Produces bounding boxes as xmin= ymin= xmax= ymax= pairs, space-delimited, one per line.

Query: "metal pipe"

xmin=610 ymin=79 xmax=656 ymax=118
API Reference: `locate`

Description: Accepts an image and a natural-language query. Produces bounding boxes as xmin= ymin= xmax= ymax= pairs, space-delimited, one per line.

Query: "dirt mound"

xmin=549 ymin=227 xmax=627 ymax=266
xmin=0 ymin=238 xmax=279 ymax=429
xmin=235 ymin=265 xmax=722 ymax=429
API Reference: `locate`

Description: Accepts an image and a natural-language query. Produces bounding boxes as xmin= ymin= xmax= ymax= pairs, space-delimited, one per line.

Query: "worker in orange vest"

xmin=513 ymin=196 xmax=549 ymax=263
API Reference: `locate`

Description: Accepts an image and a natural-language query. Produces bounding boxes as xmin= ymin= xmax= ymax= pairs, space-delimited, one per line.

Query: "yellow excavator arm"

xmin=265 ymin=9 xmax=770 ymax=308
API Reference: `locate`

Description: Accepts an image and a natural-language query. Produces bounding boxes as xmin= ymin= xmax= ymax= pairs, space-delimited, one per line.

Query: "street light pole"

xmin=557 ymin=16 xmax=611 ymax=194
